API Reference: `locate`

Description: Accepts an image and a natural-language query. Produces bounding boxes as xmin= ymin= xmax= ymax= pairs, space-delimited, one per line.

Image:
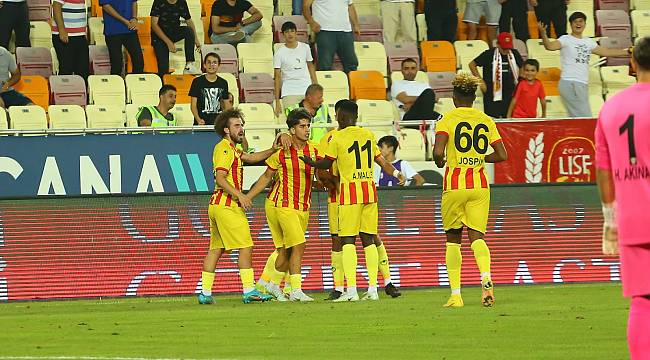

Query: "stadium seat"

xmin=597 ymin=0 xmax=630 ymax=11
xmin=125 ymin=74 xmax=162 ymax=104
xmin=537 ymin=67 xmax=561 ymax=96
xmin=237 ymin=43 xmax=274 ymax=76
xmin=218 ymin=72 xmax=240 ymax=106
xmin=239 ymin=73 xmax=275 ymax=104
xmin=87 ymin=75 xmax=126 ymax=108
xmin=249 ymin=0 xmax=274 ymax=20
xmin=29 ymin=21 xmax=52 ymax=48
xmin=513 ymin=39 xmax=528 ymax=61
xmin=472 ymin=97 xmax=484 ymax=111
xmin=170 ymin=103 xmax=194 ymax=126
xmin=454 ymin=40 xmax=489 ymax=71
xmin=435 ymin=97 xmax=456 ymax=114
xmin=89 ymin=45 xmax=112 ymax=75
xmin=246 ymin=129 xmax=277 ymax=152
xmin=135 ymin=17 xmax=152 ymax=46
xmin=50 ymin=47 xmax=59 ymax=75
xmin=49 ymin=75 xmax=87 ymax=106
xmin=596 ymin=10 xmax=632 ymax=38
xmin=202 ymin=16 xmax=211 ymax=44
xmin=14 ymin=75 xmax=49 ymax=109
xmin=85 ymin=104 xmax=126 ymax=128
xmin=273 ymin=15 xmax=309 ymax=43
xmin=600 ymin=37 xmax=633 ymax=65
xmin=590 ymin=94 xmax=606 ymax=116
xmin=390 ymin=70 xmax=429 ymax=85
xmin=27 ymin=0 xmax=51 ymax=21
xmin=353 ymin=0 xmax=381 ymax=17
xmin=420 ymin=41 xmax=456 ymax=73
xmin=250 ymin=17 xmax=274 ymax=45
xmin=416 ymin=13 xmax=427 ymax=42
xmin=427 ymin=72 xmax=455 ymax=99
xmin=357 ymin=99 xmax=396 ymax=134
xmin=385 ymin=42 xmax=420 ymax=72
xmin=201 ymin=44 xmax=238 ymax=77
xmin=15 ymin=46 xmax=53 ymax=78
xmin=631 ymin=10 xmax=650 ymax=36
xmin=601 ymin=65 xmax=636 ymax=98
xmin=589 ymin=66 xmax=604 ymax=96
xmin=8 ymin=105 xmax=47 ymax=130
xmin=163 ymin=74 xmax=194 ymax=104
xmin=398 ymin=128 xmax=426 ymax=161
xmin=355 ymin=42 xmax=388 ymax=79
xmin=316 ymin=70 xmax=349 ymax=104
xmin=356 ymin=15 xmax=383 ymax=42
xmin=0 ymin=107 xmax=7 ymax=131
xmin=91 ymin=0 xmax=102 ymax=16
xmin=632 ymin=0 xmax=650 ymax=9
xmin=125 ymin=45 xmax=158 ymax=74
xmin=527 ymin=38 xmax=561 ymax=68
xmin=125 ymin=103 xmax=151 ymax=127
xmin=238 ymin=103 xmax=276 ymax=124
xmin=541 ymin=96 xmax=568 ymax=117
xmin=48 ymin=105 xmax=87 ymax=129
xmin=349 ymin=70 xmax=386 ymax=100
xmin=527 ymin=11 xmax=540 ymax=39
xmin=88 ymin=17 xmax=105 ymax=45
xmin=137 ymin=0 xmax=155 ymax=18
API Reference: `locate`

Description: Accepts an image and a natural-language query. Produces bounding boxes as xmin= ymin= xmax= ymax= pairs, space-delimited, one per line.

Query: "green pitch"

xmin=0 ymin=283 xmax=629 ymax=360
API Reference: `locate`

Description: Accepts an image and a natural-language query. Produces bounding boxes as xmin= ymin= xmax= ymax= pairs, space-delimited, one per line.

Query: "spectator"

xmin=189 ymin=52 xmax=232 ymax=125
xmin=507 ymin=58 xmax=546 ymax=118
xmin=391 ymin=58 xmax=440 ymax=121
xmin=137 ymin=84 xmax=177 ymax=126
xmin=209 ymin=0 xmax=263 ymax=44
xmin=538 ymin=12 xmax=631 ymax=117
xmin=381 ymin=0 xmax=417 ymax=43
xmin=283 ymin=84 xmax=331 ymax=142
xmin=273 ymin=21 xmax=317 ymax=116
xmin=0 ymin=46 xmax=33 ymax=109
xmin=100 ymin=0 xmax=145 ymax=75
xmin=303 ymin=0 xmax=360 ymax=72
xmin=425 ymin=0 xmax=457 ymax=42
xmin=469 ymin=32 xmax=524 ymax=118
xmin=374 ymin=135 xmax=425 ymax=186
xmin=533 ymin=0 xmax=568 ymax=38
xmin=150 ymin=0 xmax=202 ymax=77
xmin=0 ymin=0 xmax=30 ymax=49
xmin=52 ymin=0 xmax=89 ymax=80
xmin=463 ymin=0 xmax=502 ymax=45
xmin=499 ymin=0 xmax=530 ymax=41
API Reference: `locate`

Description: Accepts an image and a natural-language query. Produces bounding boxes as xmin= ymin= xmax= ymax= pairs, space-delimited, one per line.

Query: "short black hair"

xmin=286 ymin=108 xmax=312 ymax=129
xmin=305 ymin=83 xmax=323 ymax=96
xmin=159 ymin=84 xmax=176 ymax=97
xmin=336 ymin=99 xmax=358 ymax=120
xmin=204 ymin=52 xmax=221 ymax=64
xmin=524 ymin=58 xmax=540 ymax=71
xmin=633 ymin=36 xmax=650 ymax=71
xmin=569 ymin=11 xmax=587 ymax=23
xmin=378 ymin=135 xmax=399 ymax=155
xmin=401 ymin=57 xmax=418 ymax=67
xmin=334 ymin=99 xmax=349 ymax=111
xmin=214 ymin=108 xmax=244 ymax=136
xmin=281 ymin=21 xmax=297 ymax=32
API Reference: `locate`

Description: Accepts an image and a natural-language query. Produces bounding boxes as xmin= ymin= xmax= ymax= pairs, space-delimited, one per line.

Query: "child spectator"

xmin=507 ymin=59 xmax=546 ymax=118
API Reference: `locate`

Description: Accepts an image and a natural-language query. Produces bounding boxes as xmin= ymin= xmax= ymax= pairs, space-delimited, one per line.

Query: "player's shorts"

xmin=208 ymin=204 xmax=253 ymax=250
xmin=328 ymin=202 xmax=339 ymax=235
xmin=620 ymin=243 xmax=650 ymax=298
xmin=463 ymin=0 xmax=501 ymax=25
xmin=338 ymin=203 xmax=378 ymax=237
xmin=265 ymin=199 xmax=309 ymax=248
xmin=441 ymin=188 xmax=490 ymax=234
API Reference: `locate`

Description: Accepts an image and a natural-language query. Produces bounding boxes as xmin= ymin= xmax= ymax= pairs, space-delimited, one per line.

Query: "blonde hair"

xmin=452 ymin=73 xmax=480 ymax=96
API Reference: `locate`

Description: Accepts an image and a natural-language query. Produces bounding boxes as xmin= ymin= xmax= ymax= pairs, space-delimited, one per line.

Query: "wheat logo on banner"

xmin=525 ymin=132 xmax=544 ymax=183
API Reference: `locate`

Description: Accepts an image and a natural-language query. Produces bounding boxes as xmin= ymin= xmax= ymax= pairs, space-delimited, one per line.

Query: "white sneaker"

xmin=183 ymin=63 xmax=201 ymax=75
xmin=265 ymin=283 xmax=288 ymax=302
xmin=224 ymin=30 xmax=246 ymax=43
xmin=332 ymin=292 xmax=360 ymax=302
xmin=361 ymin=291 xmax=379 ymax=301
xmin=289 ymin=289 xmax=314 ymax=302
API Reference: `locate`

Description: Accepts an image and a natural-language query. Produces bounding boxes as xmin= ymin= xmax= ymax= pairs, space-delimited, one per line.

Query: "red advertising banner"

xmin=0 ymin=186 xmax=619 ymax=301
xmin=494 ymin=118 xmax=597 ymax=184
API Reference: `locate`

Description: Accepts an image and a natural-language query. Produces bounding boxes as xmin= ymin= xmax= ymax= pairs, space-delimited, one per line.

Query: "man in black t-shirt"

xmin=189 ymin=52 xmax=233 ymax=125
xmin=150 ymin=0 xmax=202 ymax=77
xmin=209 ymin=0 xmax=263 ymax=44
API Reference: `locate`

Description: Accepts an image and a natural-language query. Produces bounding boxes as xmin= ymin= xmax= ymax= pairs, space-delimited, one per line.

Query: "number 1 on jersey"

xmin=619 ymin=114 xmax=637 ymax=165
xmin=348 ymin=140 xmax=372 ymax=169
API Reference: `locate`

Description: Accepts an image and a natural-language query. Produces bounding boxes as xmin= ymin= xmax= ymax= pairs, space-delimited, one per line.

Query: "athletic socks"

xmin=376 ymin=243 xmax=392 ymax=285
xmin=240 ymin=268 xmax=255 ymax=294
xmin=364 ymin=244 xmax=379 ymax=288
xmin=342 ymin=244 xmax=358 ymax=288
xmin=331 ymin=251 xmax=344 ymax=292
xmin=446 ymin=242 xmax=462 ymax=294
xmin=259 ymin=250 xmax=279 ymax=284
xmin=290 ymin=274 xmax=302 ymax=290
xmin=201 ymin=271 xmax=215 ymax=296
xmin=471 ymin=239 xmax=491 ymax=280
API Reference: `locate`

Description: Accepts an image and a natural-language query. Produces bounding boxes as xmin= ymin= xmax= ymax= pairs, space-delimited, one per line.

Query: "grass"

xmin=0 ymin=283 xmax=630 ymax=360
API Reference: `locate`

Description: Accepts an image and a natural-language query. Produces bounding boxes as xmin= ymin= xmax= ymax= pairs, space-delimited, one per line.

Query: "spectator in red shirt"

xmin=507 ymin=58 xmax=547 ymax=118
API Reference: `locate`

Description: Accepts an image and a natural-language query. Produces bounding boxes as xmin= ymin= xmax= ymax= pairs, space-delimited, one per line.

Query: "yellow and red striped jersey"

xmin=318 ymin=128 xmax=339 ymax=204
xmin=435 ymin=107 xmax=502 ymax=191
xmin=266 ymin=142 xmax=320 ymax=211
xmin=325 ymin=126 xmax=380 ymax=205
xmin=209 ymin=138 xmax=244 ymax=207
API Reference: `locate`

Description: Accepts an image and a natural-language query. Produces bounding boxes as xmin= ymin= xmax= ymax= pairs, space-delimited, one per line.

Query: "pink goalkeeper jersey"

xmin=595 ymin=82 xmax=650 ymax=246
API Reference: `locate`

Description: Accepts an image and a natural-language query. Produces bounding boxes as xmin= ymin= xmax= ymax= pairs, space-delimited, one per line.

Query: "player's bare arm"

xmin=241 ymin=140 xmax=284 ymax=164
xmin=596 ymin=168 xmax=618 ymax=255
xmin=375 ymin=156 xmax=406 ymax=185
xmin=300 ymin=156 xmax=333 ymax=169
xmin=484 ymin=141 xmax=508 ymax=163
xmin=247 ymin=168 xmax=276 ymax=199
xmin=215 ymin=169 xmax=252 ymax=210
xmin=433 ymin=133 xmax=448 ymax=168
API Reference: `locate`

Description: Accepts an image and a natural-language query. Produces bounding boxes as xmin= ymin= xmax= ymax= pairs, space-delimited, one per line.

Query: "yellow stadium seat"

xmin=29 ymin=21 xmax=52 ymax=48
xmin=88 ymin=75 xmax=126 ymax=107
xmin=397 ymin=128 xmax=426 ymax=161
xmin=238 ymin=103 xmax=276 ymax=125
xmin=0 ymin=108 xmax=7 ymax=130
xmin=316 ymin=70 xmax=350 ymax=104
xmin=14 ymin=75 xmax=49 ymax=110
xmin=8 ymin=106 xmax=47 ymax=130
xmin=246 ymin=129 xmax=277 ymax=153
xmin=170 ymin=103 xmax=194 ymax=126
xmin=590 ymin=94 xmax=606 ymax=116
xmin=353 ymin=0 xmax=381 ymax=16
xmin=527 ymin=38 xmax=561 ymax=68
xmin=125 ymin=73 xmax=162 ymax=104
xmin=420 ymin=41 xmax=456 ymax=73
xmin=632 ymin=0 xmax=650 ymax=9
xmin=237 ymin=42 xmax=274 ymax=76
xmin=601 ymin=65 xmax=636 ymax=98
xmin=589 ymin=66 xmax=604 ymax=95
xmin=349 ymin=70 xmax=386 ymax=100
xmin=137 ymin=0 xmax=155 ymax=19
xmin=540 ymin=96 xmax=568 ymax=117
xmin=248 ymin=0 xmax=274 ymax=20
xmin=251 ymin=17 xmax=273 ymax=45
xmin=631 ymin=10 xmax=650 ymax=36
xmin=125 ymin=103 xmax=150 ymax=127
xmin=436 ymin=97 xmax=456 ymax=114
xmin=86 ymin=104 xmax=126 ymax=128
xmin=354 ymin=42 xmax=388 ymax=79
xmin=276 ymin=0 xmax=292 ymax=15
xmin=88 ymin=17 xmax=105 ymax=45
xmin=218 ymin=72 xmax=240 ymax=106
xmin=357 ymin=99 xmax=396 ymax=134
xmin=454 ymin=40 xmax=489 ymax=71
xmin=48 ymin=105 xmax=87 ymax=129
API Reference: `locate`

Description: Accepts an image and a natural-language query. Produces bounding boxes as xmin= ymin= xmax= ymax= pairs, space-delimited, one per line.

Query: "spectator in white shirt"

xmin=391 ymin=58 xmax=440 ymax=122
xmin=273 ymin=21 xmax=317 ymax=116
xmin=374 ymin=135 xmax=425 ymax=186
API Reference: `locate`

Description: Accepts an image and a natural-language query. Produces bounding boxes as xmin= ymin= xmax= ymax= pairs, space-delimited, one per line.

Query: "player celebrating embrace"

xmin=302 ymin=100 xmax=405 ymax=302
xmin=595 ymin=37 xmax=650 ymax=359
xmin=198 ymin=108 xmax=283 ymax=305
xmin=433 ymin=74 xmax=508 ymax=308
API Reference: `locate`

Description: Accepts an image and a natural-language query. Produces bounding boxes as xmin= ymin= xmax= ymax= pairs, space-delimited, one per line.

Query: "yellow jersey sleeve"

xmin=214 ymin=141 xmax=234 ymax=173
xmin=325 ymin=133 xmax=339 ymax=160
xmin=488 ymin=117 xmax=502 ymax=144
xmin=266 ymin=149 xmax=281 ymax=170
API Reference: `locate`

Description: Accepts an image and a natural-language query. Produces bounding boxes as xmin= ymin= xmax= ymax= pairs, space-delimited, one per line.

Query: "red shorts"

xmin=620 ymin=243 xmax=650 ymax=298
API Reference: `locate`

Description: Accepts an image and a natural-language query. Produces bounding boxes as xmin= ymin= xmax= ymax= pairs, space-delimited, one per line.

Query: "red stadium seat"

xmin=239 ymin=73 xmax=275 ymax=104
xmin=27 ymin=0 xmax=51 ymax=21
xmin=597 ymin=0 xmax=630 ymax=11
xmin=273 ymin=15 xmax=309 ymax=43
xmin=599 ymin=37 xmax=632 ymax=66
xmin=49 ymin=75 xmax=87 ymax=106
xmin=89 ymin=45 xmax=112 ymax=75
xmin=16 ymin=46 xmax=52 ymax=78
xmin=596 ymin=10 xmax=632 ymax=38
xmin=385 ymin=42 xmax=419 ymax=72
xmin=513 ymin=38 xmax=528 ymax=61
xmin=356 ymin=15 xmax=383 ymax=42
xmin=201 ymin=44 xmax=238 ymax=77
xmin=427 ymin=72 xmax=455 ymax=99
